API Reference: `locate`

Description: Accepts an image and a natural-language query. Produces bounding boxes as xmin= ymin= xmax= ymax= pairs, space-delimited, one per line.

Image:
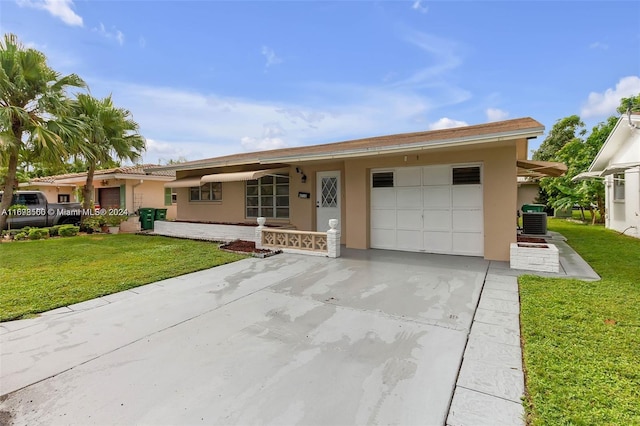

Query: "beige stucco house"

xmin=156 ymin=117 xmax=566 ymax=261
xmin=20 ymin=165 xmax=178 ymax=219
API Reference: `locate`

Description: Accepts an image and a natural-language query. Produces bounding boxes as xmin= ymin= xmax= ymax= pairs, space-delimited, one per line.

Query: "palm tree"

xmin=70 ymin=94 xmax=146 ymax=210
xmin=0 ymin=33 xmax=86 ymax=230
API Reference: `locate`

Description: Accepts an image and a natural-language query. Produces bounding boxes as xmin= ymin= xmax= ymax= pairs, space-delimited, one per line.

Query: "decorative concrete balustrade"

xmin=256 ymin=217 xmax=341 ymax=258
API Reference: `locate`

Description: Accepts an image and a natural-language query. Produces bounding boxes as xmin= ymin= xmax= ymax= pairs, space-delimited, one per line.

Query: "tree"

xmin=532 ymin=115 xmax=585 ymax=161
xmin=0 ymin=33 xmax=85 ymax=230
xmin=69 ymin=94 xmax=146 ymax=209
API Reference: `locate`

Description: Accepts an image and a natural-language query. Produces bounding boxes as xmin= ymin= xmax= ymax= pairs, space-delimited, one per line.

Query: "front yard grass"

xmin=0 ymin=234 xmax=246 ymax=322
xmin=520 ymin=219 xmax=640 ymax=425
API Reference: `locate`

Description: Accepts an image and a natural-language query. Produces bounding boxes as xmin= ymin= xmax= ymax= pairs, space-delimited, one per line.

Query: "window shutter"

xmin=164 ymin=188 xmax=173 ymax=206
xmin=119 ymin=184 xmax=126 ymax=209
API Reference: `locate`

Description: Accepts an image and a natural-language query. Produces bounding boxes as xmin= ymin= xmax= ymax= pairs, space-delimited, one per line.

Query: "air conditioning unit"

xmin=522 ymin=212 xmax=547 ymax=235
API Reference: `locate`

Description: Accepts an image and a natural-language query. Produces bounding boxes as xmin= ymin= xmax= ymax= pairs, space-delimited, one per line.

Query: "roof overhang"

xmin=201 ymin=168 xmax=289 ymax=183
xmin=164 ymin=177 xmax=203 ymax=188
xmin=599 ymin=162 xmax=640 ymax=176
xmin=516 ymin=160 xmax=567 ymax=178
xmin=572 ymin=171 xmax=603 ymax=182
xmin=262 ymin=128 xmax=545 ymax=164
xmin=165 ymin=168 xmax=290 ymax=188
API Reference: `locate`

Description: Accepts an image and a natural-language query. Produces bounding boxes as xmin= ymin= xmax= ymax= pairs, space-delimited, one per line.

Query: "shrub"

xmin=58 ymin=225 xmax=79 ymax=237
xmin=49 ymin=225 xmax=63 ymax=237
xmin=14 ymin=232 xmax=28 ymax=241
xmin=28 ymin=228 xmax=50 ymax=240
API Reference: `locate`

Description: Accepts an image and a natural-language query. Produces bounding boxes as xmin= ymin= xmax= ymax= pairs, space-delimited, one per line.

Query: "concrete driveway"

xmin=0 ymin=249 xmax=489 ymax=425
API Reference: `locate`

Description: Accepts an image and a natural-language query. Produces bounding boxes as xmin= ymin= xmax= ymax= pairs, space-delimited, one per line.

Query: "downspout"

xmin=132 ymin=179 xmax=143 ymax=214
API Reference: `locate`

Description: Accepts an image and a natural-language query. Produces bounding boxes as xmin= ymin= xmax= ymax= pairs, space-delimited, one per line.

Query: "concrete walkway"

xmin=0 ymin=240 xmax=597 ymax=426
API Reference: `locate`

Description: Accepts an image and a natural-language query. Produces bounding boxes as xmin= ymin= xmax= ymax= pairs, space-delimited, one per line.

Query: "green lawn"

xmin=520 ymin=219 xmax=640 ymax=425
xmin=0 ymin=234 xmax=246 ymax=322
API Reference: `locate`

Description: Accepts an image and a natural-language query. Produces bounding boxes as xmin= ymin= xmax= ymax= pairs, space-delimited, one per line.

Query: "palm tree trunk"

xmin=0 ymin=148 xmax=20 ymax=231
xmin=82 ymin=164 xmax=96 ymax=211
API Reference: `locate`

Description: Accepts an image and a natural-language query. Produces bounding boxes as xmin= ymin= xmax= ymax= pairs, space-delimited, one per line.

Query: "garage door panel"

xmin=371 ymin=229 xmax=396 ymax=249
xmin=371 ymin=209 xmax=396 ymax=229
xmin=396 ymin=167 xmax=422 ymax=187
xmin=453 ymin=232 xmax=483 ymax=255
xmin=452 ymin=185 xmax=482 ymax=207
xmin=423 ymin=210 xmax=450 ymax=231
xmin=423 ymin=187 xmax=450 ymax=208
xmin=423 ymin=165 xmax=450 ymax=186
xmin=397 ymin=188 xmax=422 ymax=208
xmin=424 ymin=231 xmax=452 ymax=253
xmin=397 ymin=210 xmax=422 ymax=230
xmin=371 ymin=188 xmax=396 ymax=208
xmin=372 ymin=165 xmax=483 ymax=256
xmin=397 ymin=230 xmax=423 ymax=250
xmin=452 ymin=209 xmax=483 ymax=232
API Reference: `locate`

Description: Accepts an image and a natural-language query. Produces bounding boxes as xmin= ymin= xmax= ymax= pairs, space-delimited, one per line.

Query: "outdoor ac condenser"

xmin=522 ymin=212 xmax=548 ymax=235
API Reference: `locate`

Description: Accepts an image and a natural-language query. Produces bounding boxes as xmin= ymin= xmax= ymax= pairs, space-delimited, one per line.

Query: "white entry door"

xmin=316 ymin=171 xmax=341 ymax=231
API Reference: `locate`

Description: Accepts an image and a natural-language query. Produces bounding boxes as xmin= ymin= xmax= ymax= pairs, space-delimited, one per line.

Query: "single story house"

xmin=20 ymin=165 xmax=178 ymax=219
xmin=579 ymin=114 xmax=640 ymax=238
xmin=155 ymin=117 xmax=566 ymax=261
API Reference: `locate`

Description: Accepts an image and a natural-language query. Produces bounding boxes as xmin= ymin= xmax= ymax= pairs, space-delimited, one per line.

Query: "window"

xmin=58 ymin=194 xmax=70 ymax=203
xmin=15 ymin=193 xmax=40 ymax=205
xmin=613 ymin=173 xmax=625 ymax=201
xmin=246 ymin=174 xmax=289 ymax=219
xmin=190 ymin=182 xmax=222 ymax=202
xmin=164 ymin=188 xmax=177 ymax=205
xmin=372 ymin=172 xmax=394 ymax=188
xmin=453 ymin=167 xmax=481 ymax=185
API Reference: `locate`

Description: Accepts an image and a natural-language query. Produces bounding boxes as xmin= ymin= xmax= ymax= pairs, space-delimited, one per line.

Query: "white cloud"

xmin=428 ymin=117 xmax=469 ymax=130
xmin=93 ymin=23 xmax=125 ymax=46
xmin=16 ymin=0 xmax=83 ymax=26
xmin=589 ymin=41 xmax=608 ymax=50
xmin=486 ymin=108 xmax=509 ymax=122
xmin=411 ymin=0 xmax=429 ymax=14
xmin=581 ymin=76 xmax=640 ymax=118
xmin=261 ymin=46 xmax=282 ymax=68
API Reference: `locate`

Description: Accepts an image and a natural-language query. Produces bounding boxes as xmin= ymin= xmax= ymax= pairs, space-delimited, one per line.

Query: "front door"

xmin=316 ymin=171 xmax=341 ymax=231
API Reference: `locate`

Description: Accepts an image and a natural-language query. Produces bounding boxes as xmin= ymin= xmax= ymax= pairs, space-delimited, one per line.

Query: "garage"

xmin=371 ymin=164 xmax=484 ymax=256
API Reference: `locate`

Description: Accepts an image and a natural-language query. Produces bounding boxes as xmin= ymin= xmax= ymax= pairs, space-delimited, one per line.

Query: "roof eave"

xmin=261 ymin=127 xmax=544 ymax=164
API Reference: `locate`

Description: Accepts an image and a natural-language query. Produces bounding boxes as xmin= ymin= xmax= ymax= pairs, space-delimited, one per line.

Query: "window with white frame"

xmin=246 ymin=174 xmax=289 ymax=219
xmin=613 ymin=173 xmax=625 ymax=201
xmin=189 ymin=182 xmax=222 ymax=202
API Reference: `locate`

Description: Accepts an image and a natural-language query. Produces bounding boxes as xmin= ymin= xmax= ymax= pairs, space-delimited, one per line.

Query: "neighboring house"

xmin=517 ymin=177 xmax=541 ymax=213
xmin=156 ymin=117 xmax=565 ymax=261
xmin=20 ymin=165 xmax=178 ymax=219
xmin=581 ymin=114 xmax=640 ymax=238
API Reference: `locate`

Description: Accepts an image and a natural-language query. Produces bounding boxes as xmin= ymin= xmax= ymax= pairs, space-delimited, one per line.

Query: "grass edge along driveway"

xmin=519 ymin=219 xmax=640 ymax=425
xmin=0 ymin=234 xmax=246 ymax=322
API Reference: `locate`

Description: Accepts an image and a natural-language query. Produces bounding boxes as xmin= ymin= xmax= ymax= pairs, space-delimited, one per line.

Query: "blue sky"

xmin=1 ymin=1 xmax=639 ymax=163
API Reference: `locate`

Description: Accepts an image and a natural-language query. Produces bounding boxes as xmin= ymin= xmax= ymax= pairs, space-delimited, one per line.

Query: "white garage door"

xmin=371 ymin=164 xmax=484 ymax=256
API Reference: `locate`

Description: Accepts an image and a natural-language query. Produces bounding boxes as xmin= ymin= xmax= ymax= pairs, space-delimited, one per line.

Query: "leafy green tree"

xmin=0 ymin=33 xmax=85 ymax=230
xmin=69 ymin=94 xmax=146 ymax=209
xmin=532 ymin=115 xmax=585 ymax=161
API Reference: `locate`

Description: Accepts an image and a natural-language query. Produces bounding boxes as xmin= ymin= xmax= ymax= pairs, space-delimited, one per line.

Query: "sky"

xmin=1 ymin=0 xmax=639 ymax=164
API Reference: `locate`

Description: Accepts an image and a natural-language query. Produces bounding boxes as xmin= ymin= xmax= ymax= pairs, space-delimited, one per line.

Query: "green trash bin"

xmin=138 ymin=207 xmax=156 ymax=230
xmin=522 ymin=204 xmax=546 ymax=213
xmin=154 ymin=208 xmax=167 ymax=221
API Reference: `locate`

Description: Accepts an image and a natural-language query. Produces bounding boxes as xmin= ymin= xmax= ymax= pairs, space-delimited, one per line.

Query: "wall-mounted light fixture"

xmin=295 ymin=167 xmax=307 ymax=184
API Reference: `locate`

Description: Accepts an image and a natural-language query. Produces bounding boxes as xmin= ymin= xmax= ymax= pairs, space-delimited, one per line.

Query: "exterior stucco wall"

xmin=517 ymin=182 xmax=540 ymax=213
xmin=603 ymin=130 xmax=640 ymax=239
xmin=21 ymin=185 xmax=76 ymax=203
xmin=173 ymin=142 xmax=519 ymax=261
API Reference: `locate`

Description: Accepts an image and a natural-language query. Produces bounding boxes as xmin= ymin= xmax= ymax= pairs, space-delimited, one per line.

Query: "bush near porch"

xmin=0 ymin=234 xmax=246 ymax=322
xmin=520 ymin=219 xmax=640 ymax=425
